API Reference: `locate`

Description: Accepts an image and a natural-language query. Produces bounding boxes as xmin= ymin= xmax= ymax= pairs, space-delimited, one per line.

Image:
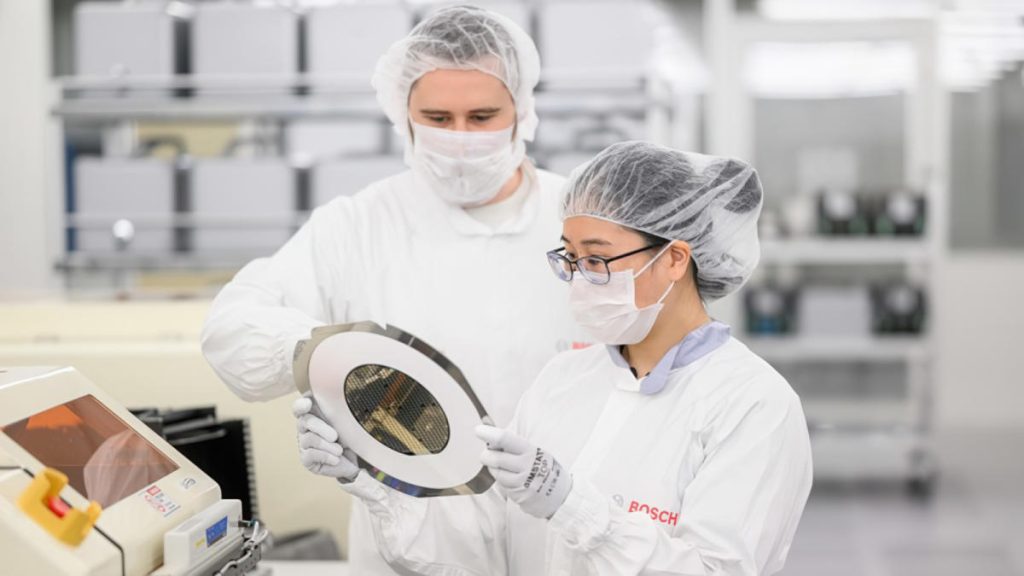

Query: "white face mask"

xmin=569 ymin=244 xmax=675 ymax=346
xmin=410 ymin=121 xmax=526 ymax=207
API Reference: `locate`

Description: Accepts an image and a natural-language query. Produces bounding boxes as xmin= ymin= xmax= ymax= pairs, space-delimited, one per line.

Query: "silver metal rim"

xmin=293 ymin=321 xmax=495 ymax=497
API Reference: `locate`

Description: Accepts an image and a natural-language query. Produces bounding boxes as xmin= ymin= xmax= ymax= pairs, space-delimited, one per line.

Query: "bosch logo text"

xmin=628 ymin=500 xmax=679 ymax=526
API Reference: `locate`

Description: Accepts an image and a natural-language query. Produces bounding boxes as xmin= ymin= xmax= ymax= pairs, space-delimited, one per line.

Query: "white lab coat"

xmin=201 ymin=163 xmax=583 ymax=573
xmin=343 ymin=337 xmax=813 ymax=575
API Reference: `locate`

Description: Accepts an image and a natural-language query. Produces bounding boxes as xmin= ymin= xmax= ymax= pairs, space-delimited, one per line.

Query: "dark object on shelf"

xmin=871 ymin=283 xmax=927 ymax=334
xmin=869 ymin=190 xmax=927 ymax=236
xmin=128 ymin=405 xmax=259 ymax=520
xmin=128 ymin=407 xmax=166 ymax=436
xmin=745 ymin=285 xmax=798 ymax=335
xmin=818 ymin=189 xmax=870 ymax=235
xmin=263 ymin=529 xmax=342 ymax=561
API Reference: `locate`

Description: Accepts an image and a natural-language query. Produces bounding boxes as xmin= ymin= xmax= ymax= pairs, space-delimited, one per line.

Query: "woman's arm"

xmin=548 ymin=389 xmax=813 ymax=576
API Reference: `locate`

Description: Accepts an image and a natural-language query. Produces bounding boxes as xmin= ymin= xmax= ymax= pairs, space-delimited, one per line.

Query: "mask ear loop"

xmin=633 ymin=242 xmax=674 ymax=279
xmin=654 ymin=279 xmax=676 ymax=305
xmin=634 ymin=242 xmax=677 ymax=305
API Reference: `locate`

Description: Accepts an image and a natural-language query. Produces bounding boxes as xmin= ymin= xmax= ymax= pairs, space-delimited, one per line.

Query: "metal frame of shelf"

xmin=759 ymin=238 xmax=932 ymax=265
xmin=49 ymin=0 xmax=694 ymax=290
xmin=705 ymin=4 xmax=949 ymax=493
xmin=52 ymin=75 xmax=678 ymax=273
xmin=746 ymin=336 xmax=931 ymax=362
xmin=52 ymin=75 xmax=675 ymax=122
xmin=51 ymin=67 xmax=683 ymax=294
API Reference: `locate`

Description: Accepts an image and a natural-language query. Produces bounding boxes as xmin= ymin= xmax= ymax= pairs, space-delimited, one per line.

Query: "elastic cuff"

xmin=548 ymin=479 xmax=611 ymax=550
xmin=339 ymin=471 xmax=389 ymax=509
xmin=286 ymin=336 xmax=302 ymax=382
xmin=286 ymin=331 xmax=313 ymax=387
xmin=285 ymin=316 xmax=329 ymax=389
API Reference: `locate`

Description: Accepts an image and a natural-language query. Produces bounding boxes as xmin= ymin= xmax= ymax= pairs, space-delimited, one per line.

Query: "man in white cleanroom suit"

xmin=296 ymin=141 xmax=813 ymax=575
xmin=201 ymin=6 xmax=580 ymax=573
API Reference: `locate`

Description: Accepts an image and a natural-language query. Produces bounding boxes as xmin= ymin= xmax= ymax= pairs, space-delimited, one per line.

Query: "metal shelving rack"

xmin=50 ymin=0 xmax=686 ymax=296
xmin=49 ymin=1 xmax=953 ymax=492
xmin=54 ymin=76 xmax=673 ymax=122
xmin=53 ymin=76 xmax=677 ymax=281
xmin=705 ymin=5 xmax=949 ymax=494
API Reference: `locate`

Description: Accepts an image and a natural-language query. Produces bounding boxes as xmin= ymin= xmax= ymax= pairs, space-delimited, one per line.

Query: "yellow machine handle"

xmin=17 ymin=467 xmax=102 ymax=547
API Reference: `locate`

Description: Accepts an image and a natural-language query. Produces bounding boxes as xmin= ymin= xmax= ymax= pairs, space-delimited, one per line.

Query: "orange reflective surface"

xmin=2 ymin=395 xmax=178 ymax=508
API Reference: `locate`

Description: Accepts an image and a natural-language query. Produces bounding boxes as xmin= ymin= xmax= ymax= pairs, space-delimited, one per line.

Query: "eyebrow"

xmin=418 ymin=107 xmax=503 ymax=115
xmin=560 ymin=235 xmax=612 ymax=247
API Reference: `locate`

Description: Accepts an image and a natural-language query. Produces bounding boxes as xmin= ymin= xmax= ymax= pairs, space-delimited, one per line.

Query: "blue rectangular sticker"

xmin=206 ymin=517 xmax=228 ymax=547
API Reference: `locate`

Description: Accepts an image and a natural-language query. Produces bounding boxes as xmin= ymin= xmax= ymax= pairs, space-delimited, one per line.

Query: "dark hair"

xmin=635 ymin=229 xmax=668 ymax=248
xmin=631 ymin=227 xmax=700 ymax=292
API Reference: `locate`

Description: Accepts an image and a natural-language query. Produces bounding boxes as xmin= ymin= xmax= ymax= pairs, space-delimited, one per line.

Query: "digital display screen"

xmin=206 ymin=516 xmax=228 ymax=547
xmin=1 ymin=395 xmax=179 ymax=508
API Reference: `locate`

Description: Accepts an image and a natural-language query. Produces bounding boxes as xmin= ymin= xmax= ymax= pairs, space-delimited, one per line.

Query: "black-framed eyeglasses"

xmin=546 ymin=243 xmax=667 ymax=285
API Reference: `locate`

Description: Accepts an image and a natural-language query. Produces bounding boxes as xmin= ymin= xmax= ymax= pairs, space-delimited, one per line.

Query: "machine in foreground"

xmin=0 ymin=366 xmax=268 ymax=576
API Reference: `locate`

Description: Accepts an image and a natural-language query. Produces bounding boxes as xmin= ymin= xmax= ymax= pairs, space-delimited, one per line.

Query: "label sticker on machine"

xmin=206 ymin=516 xmax=228 ymax=547
xmin=142 ymin=484 xmax=181 ymax=517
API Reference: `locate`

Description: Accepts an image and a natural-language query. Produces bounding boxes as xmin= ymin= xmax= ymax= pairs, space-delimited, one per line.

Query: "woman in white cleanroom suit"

xmin=201 ymin=6 xmax=581 ymax=573
xmin=296 ymin=141 xmax=813 ymax=575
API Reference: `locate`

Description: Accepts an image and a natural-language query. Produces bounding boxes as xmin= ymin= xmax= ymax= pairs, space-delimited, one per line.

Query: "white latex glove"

xmin=293 ymin=394 xmax=359 ymax=482
xmin=475 ymin=424 xmax=573 ymax=520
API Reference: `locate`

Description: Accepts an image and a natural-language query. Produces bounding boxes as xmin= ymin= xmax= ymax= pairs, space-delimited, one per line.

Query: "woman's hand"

xmin=476 ymin=425 xmax=573 ymax=520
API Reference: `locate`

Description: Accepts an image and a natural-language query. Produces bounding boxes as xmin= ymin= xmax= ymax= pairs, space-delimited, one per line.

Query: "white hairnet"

xmin=562 ymin=141 xmax=764 ymax=301
xmin=372 ymin=5 xmax=541 ymax=150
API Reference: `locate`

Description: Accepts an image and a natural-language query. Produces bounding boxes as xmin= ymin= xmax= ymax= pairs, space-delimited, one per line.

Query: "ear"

xmin=665 ymin=241 xmax=692 ymax=282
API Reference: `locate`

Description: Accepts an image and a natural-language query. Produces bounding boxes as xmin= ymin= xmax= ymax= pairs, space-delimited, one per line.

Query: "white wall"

xmin=934 ymin=253 xmax=1024 ymax=430
xmin=0 ymin=0 xmax=60 ymax=298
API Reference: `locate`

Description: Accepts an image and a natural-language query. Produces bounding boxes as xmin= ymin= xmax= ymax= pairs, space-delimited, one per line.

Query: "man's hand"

xmin=293 ymin=394 xmax=359 ymax=481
